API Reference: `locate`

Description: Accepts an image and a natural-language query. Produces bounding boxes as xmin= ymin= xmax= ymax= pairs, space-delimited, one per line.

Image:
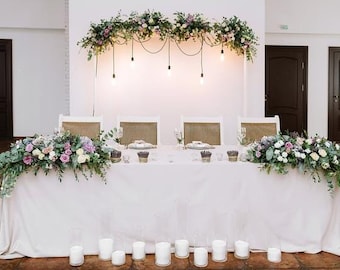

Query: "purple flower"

xmin=83 ymin=143 xmax=95 ymax=153
xmin=64 ymin=142 xmax=71 ymax=150
xmin=64 ymin=149 xmax=72 ymax=155
xmin=255 ymin=151 xmax=262 ymax=158
xmin=25 ymin=143 xmax=34 ymax=152
xmin=60 ymin=153 xmax=70 ymax=163
xmin=285 ymin=142 xmax=293 ymax=150
xmin=23 ymin=155 xmax=33 ymax=165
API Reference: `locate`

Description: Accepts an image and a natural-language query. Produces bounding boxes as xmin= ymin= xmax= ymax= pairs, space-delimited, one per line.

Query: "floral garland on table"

xmin=77 ymin=10 xmax=258 ymax=61
xmin=247 ymin=132 xmax=340 ymax=193
xmin=0 ymin=130 xmax=116 ymax=198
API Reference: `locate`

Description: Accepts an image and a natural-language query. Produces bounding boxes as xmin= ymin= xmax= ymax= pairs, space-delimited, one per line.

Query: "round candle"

xmin=132 ymin=241 xmax=145 ymax=260
xmin=267 ymin=247 xmax=281 ymax=263
xmin=212 ymin=240 xmax=227 ymax=262
xmin=194 ymin=247 xmax=208 ymax=267
xmin=98 ymin=238 xmax=113 ymax=260
xmin=175 ymin=239 xmax=189 ymax=258
xmin=112 ymin=250 xmax=126 ymax=266
xmin=234 ymin=240 xmax=249 ymax=259
xmin=69 ymin=245 xmax=84 ymax=266
xmin=155 ymin=241 xmax=171 ymax=266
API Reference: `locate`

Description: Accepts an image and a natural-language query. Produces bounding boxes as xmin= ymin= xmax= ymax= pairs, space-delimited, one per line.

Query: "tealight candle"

xmin=212 ymin=240 xmax=227 ymax=262
xmin=155 ymin=241 xmax=171 ymax=266
xmin=98 ymin=238 xmax=113 ymax=260
xmin=112 ymin=250 xmax=126 ymax=266
xmin=69 ymin=245 xmax=84 ymax=266
xmin=175 ymin=239 xmax=189 ymax=258
xmin=234 ymin=240 xmax=249 ymax=259
xmin=267 ymin=247 xmax=281 ymax=263
xmin=194 ymin=247 xmax=208 ymax=267
xmin=132 ymin=241 xmax=145 ymax=261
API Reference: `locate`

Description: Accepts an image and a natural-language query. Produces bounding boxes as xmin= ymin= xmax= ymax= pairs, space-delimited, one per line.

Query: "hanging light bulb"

xmin=200 ymin=73 xmax=204 ymax=85
xmin=167 ymin=65 xmax=172 ymax=77
xmin=220 ymin=48 xmax=225 ymax=62
xmin=111 ymin=73 xmax=116 ymax=86
xmin=130 ymin=56 xmax=135 ymax=68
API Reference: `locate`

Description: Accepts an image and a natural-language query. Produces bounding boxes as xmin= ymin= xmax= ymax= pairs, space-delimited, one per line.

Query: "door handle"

xmin=334 ymin=95 xmax=339 ymax=103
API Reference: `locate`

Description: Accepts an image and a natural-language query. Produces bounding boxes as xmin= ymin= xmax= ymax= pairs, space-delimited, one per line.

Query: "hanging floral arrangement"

xmin=77 ymin=10 xmax=259 ymax=61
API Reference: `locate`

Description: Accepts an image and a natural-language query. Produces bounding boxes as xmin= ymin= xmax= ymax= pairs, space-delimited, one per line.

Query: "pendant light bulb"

xmin=130 ymin=57 xmax=135 ymax=68
xmin=200 ymin=73 xmax=204 ymax=85
xmin=112 ymin=73 xmax=116 ymax=86
xmin=167 ymin=65 xmax=172 ymax=77
xmin=220 ymin=49 xmax=225 ymax=62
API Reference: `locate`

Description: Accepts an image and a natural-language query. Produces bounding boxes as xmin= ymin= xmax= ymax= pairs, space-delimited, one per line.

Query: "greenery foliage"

xmin=247 ymin=132 xmax=340 ymax=193
xmin=77 ymin=10 xmax=258 ymax=61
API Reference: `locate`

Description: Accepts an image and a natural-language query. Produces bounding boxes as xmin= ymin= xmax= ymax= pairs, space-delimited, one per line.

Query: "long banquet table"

xmin=1 ymin=145 xmax=340 ymax=259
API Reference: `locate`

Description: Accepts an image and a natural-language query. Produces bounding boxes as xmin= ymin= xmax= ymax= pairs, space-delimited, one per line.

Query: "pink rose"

xmin=23 ymin=155 xmax=33 ymax=165
xmin=60 ymin=153 xmax=70 ymax=163
xmin=25 ymin=143 xmax=34 ymax=152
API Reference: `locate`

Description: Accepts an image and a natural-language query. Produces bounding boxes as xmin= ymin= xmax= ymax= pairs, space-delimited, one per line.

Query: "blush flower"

xmin=25 ymin=143 xmax=34 ymax=152
xmin=60 ymin=153 xmax=70 ymax=163
xmin=23 ymin=155 xmax=33 ymax=165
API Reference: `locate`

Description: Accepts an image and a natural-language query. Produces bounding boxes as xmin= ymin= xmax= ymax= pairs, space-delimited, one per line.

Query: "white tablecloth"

xmin=1 ymin=146 xmax=339 ymax=258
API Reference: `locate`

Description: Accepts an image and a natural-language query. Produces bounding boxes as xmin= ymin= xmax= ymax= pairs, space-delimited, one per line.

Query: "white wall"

xmin=0 ymin=0 xmax=67 ymax=136
xmin=265 ymin=0 xmax=340 ymax=137
xmin=69 ymin=0 xmax=265 ymax=144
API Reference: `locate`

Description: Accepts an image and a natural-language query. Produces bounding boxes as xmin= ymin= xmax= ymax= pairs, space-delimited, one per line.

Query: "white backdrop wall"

xmin=265 ymin=0 xmax=340 ymax=137
xmin=0 ymin=0 xmax=67 ymax=136
xmin=69 ymin=0 xmax=265 ymax=145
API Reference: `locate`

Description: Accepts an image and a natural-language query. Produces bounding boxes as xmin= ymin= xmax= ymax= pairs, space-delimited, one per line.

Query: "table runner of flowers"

xmin=247 ymin=132 xmax=340 ymax=193
xmin=0 ymin=131 xmax=114 ymax=198
xmin=77 ymin=10 xmax=258 ymax=61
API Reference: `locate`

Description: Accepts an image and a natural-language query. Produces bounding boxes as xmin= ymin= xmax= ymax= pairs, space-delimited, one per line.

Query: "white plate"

xmin=186 ymin=142 xmax=214 ymax=150
xmin=128 ymin=142 xmax=155 ymax=150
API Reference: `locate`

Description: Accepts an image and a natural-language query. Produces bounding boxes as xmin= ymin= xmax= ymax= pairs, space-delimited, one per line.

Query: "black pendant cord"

xmin=131 ymin=39 xmax=134 ymax=62
xmin=112 ymin=44 xmax=115 ymax=79
xmin=168 ymin=38 xmax=171 ymax=71
xmin=200 ymin=38 xmax=204 ymax=78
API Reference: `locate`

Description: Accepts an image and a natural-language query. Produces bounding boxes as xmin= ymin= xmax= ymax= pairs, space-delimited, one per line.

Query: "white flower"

xmin=38 ymin=153 xmax=45 ymax=160
xmin=76 ymin=148 xmax=84 ymax=155
xmin=77 ymin=154 xmax=87 ymax=164
xmin=300 ymin=153 xmax=306 ymax=159
xmin=333 ymin=155 xmax=338 ymax=161
xmin=274 ymin=149 xmax=280 ymax=155
xmin=305 ymin=149 xmax=311 ymax=154
xmin=325 ymin=141 xmax=331 ymax=148
xmin=296 ymin=137 xmax=304 ymax=145
xmin=49 ymin=151 xmax=56 ymax=158
xmin=321 ymin=162 xmax=330 ymax=169
xmin=142 ymin=23 xmax=148 ymax=28
xmin=32 ymin=149 xmax=41 ymax=156
xmin=282 ymin=152 xmax=288 ymax=158
xmin=277 ymin=156 xmax=283 ymax=162
xmin=148 ymin=18 xmax=154 ymax=24
xmin=283 ymin=158 xmax=288 ymax=163
xmin=306 ymin=139 xmax=313 ymax=145
xmin=318 ymin=149 xmax=327 ymax=158
xmin=274 ymin=142 xmax=281 ymax=148
xmin=336 ymin=144 xmax=340 ymax=150
xmin=316 ymin=138 xmax=321 ymax=143
xmin=334 ymin=160 xmax=339 ymax=165
xmin=294 ymin=151 xmax=301 ymax=158
xmin=310 ymin=152 xmax=319 ymax=161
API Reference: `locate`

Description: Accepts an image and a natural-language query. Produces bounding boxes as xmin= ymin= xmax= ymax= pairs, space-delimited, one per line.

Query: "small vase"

xmin=200 ymin=151 xmax=212 ymax=163
xmin=137 ymin=151 xmax=149 ymax=163
xmin=227 ymin=150 xmax=239 ymax=162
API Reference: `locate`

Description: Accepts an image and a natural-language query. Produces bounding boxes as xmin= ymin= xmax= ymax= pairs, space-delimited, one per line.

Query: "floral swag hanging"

xmin=77 ymin=10 xmax=259 ymax=61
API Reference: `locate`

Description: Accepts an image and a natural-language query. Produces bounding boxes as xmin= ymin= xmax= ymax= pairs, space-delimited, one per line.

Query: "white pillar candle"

xmin=112 ymin=250 xmax=126 ymax=266
xmin=175 ymin=239 xmax=189 ymax=258
xmin=69 ymin=245 xmax=84 ymax=266
xmin=234 ymin=240 xmax=249 ymax=259
xmin=194 ymin=247 xmax=208 ymax=267
xmin=132 ymin=241 xmax=146 ymax=261
xmin=267 ymin=247 xmax=281 ymax=263
xmin=98 ymin=238 xmax=113 ymax=260
xmin=155 ymin=241 xmax=171 ymax=266
xmin=212 ymin=240 xmax=227 ymax=262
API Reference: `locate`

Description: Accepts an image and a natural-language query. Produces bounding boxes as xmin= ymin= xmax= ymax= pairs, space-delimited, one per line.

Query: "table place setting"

xmin=128 ymin=140 xmax=156 ymax=150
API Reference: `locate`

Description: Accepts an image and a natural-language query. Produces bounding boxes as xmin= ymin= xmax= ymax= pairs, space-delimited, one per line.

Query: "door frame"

xmin=0 ymin=39 xmax=13 ymax=138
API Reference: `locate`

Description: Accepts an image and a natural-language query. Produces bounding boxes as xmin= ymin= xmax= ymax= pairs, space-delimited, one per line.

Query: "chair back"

xmin=117 ymin=116 xmax=160 ymax=145
xmin=238 ymin=115 xmax=280 ymax=143
xmin=59 ymin=114 xmax=103 ymax=139
xmin=181 ymin=116 xmax=223 ymax=145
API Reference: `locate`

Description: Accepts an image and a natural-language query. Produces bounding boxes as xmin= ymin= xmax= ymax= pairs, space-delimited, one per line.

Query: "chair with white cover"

xmin=181 ymin=116 xmax=224 ymax=145
xmin=58 ymin=114 xmax=103 ymax=139
xmin=237 ymin=115 xmax=280 ymax=143
xmin=117 ymin=115 xmax=160 ymax=145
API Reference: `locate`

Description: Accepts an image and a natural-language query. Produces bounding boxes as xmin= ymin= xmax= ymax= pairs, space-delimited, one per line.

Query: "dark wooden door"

xmin=0 ymin=39 xmax=13 ymax=138
xmin=265 ymin=46 xmax=307 ymax=134
xmin=328 ymin=47 xmax=340 ymax=142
